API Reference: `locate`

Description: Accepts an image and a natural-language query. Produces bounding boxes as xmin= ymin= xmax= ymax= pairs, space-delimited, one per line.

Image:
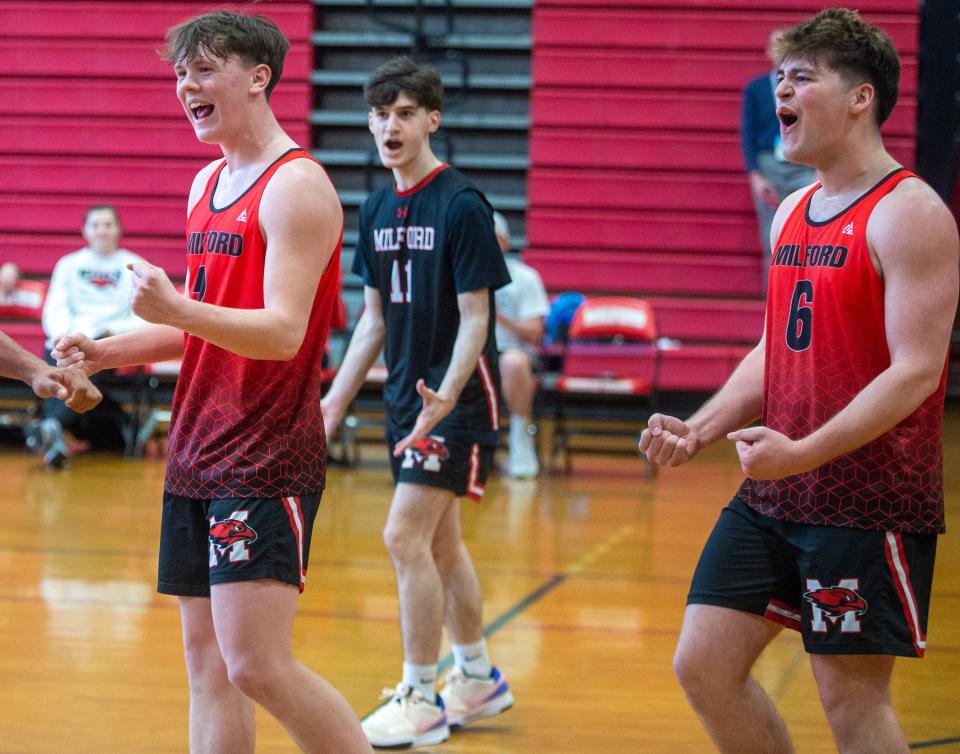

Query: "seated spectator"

xmin=0 ymin=262 xmax=19 ymax=296
xmin=38 ymin=205 xmax=146 ymax=467
xmin=493 ymin=211 xmax=549 ymax=478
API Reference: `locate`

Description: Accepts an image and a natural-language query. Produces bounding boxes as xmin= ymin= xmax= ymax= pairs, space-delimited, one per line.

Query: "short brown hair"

xmin=775 ymin=8 xmax=900 ymax=126
xmin=162 ymin=11 xmax=289 ymax=99
xmin=364 ymin=56 xmax=443 ymax=112
xmin=83 ymin=205 xmax=121 ymax=227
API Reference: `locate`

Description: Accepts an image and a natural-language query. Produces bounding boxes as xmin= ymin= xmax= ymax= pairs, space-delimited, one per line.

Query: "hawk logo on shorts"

xmin=401 ymin=436 xmax=449 ymax=473
xmin=209 ymin=517 xmax=258 ymax=565
xmin=210 ymin=518 xmax=258 ymax=548
xmin=803 ymin=580 xmax=867 ymax=633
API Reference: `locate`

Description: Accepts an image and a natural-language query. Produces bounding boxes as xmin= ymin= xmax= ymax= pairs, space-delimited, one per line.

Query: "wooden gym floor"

xmin=0 ymin=410 xmax=957 ymax=753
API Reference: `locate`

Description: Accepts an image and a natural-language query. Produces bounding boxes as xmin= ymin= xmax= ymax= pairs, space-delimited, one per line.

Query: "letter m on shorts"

xmin=805 ymin=578 xmax=865 ymax=634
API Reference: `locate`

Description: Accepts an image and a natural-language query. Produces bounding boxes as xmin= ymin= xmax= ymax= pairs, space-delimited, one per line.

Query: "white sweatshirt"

xmin=42 ymin=247 xmax=147 ymax=347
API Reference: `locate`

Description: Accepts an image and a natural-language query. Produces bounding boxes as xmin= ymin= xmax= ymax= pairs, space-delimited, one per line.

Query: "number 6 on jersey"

xmin=786 ymin=279 xmax=813 ymax=352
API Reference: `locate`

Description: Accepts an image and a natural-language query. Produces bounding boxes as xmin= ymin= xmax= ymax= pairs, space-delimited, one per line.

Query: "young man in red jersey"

xmin=52 ymin=12 xmax=370 ymax=753
xmin=640 ymin=9 xmax=958 ymax=753
xmin=0 ymin=330 xmax=101 ymax=412
xmin=321 ymin=57 xmax=513 ymax=748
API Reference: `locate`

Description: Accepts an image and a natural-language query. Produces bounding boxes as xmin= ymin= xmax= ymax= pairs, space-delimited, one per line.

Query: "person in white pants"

xmin=492 ymin=211 xmax=549 ymax=478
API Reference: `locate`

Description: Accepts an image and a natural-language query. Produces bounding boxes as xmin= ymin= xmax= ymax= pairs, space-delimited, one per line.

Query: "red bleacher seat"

xmin=0 ymin=278 xmax=49 ymax=425
xmin=525 ymin=250 xmax=759 ymax=298
xmin=0 ymin=278 xmax=48 ymax=357
xmin=0 ymin=278 xmax=47 ymax=321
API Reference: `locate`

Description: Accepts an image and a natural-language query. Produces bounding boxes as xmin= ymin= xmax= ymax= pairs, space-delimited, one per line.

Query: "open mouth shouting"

xmin=777 ymin=107 xmax=799 ymax=131
xmin=190 ymin=101 xmax=215 ymax=123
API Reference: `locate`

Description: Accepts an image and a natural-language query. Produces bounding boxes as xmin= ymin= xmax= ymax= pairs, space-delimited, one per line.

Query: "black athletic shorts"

xmin=157 ymin=492 xmax=321 ymax=597
xmin=687 ymin=496 xmax=936 ymax=657
xmin=387 ymin=433 xmax=494 ymax=500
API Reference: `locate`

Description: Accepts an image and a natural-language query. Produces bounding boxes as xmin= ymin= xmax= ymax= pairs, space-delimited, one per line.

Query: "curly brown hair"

xmin=775 ymin=8 xmax=900 ymax=126
xmin=162 ymin=11 xmax=289 ymax=100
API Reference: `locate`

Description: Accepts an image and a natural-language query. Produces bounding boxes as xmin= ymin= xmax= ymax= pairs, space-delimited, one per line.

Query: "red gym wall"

xmin=1 ymin=1 xmax=311 ymax=281
xmin=526 ymin=0 xmax=919 ymax=301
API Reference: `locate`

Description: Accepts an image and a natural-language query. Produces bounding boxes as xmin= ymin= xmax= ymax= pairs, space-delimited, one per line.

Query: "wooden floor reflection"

xmin=0 ymin=410 xmax=957 ymax=753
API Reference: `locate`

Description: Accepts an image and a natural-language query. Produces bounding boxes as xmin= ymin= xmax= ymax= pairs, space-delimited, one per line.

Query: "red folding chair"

xmin=549 ymin=296 xmax=661 ymax=474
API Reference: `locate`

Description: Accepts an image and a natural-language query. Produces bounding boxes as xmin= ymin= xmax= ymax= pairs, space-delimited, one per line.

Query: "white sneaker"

xmin=361 ymin=683 xmax=450 ymax=748
xmin=508 ymin=421 xmax=539 ymax=478
xmin=439 ymin=666 xmax=514 ymax=729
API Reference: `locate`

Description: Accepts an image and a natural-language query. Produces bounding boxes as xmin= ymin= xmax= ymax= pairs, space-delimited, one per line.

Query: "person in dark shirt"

xmin=321 ymin=57 xmax=514 ymax=749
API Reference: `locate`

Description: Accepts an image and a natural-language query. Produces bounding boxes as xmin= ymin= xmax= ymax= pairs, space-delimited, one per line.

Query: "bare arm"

xmin=128 ymin=159 xmax=342 ymax=361
xmin=729 ymin=178 xmax=959 ymax=479
xmin=496 ymin=312 xmax=545 ymax=346
xmin=52 ymin=323 xmax=185 ymax=373
xmin=392 ymin=288 xmax=491 ymax=455
xmin=639 ymin=340 xmax=765 ymax=465
xmin=320 ymin=286 xmax=386 ymax=436
xmin=0 ymin=331 xmax=102 ymax=411
xmin=0 ymin=330 xmax=56 ymax=383
xmin=637 ymin=187 xmax=810 ymax=469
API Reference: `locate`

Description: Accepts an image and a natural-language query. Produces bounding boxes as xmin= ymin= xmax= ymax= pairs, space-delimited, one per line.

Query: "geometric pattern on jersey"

xmin=739 ymin=168 xmax=946 ymax=534
xmin=353 ymin=164 xmax=510 ymax=445
xmin=164 ymin=148 xmax=342 ymax=499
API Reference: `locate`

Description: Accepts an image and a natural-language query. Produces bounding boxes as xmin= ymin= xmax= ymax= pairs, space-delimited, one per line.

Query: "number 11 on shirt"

xmin=391 ymin=259 xmax=411 ymax=303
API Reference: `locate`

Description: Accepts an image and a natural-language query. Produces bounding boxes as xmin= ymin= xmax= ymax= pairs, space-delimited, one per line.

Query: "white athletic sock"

xmin=452 ymin=639 xmax=492 ymax=678
xmin=510 ymin=414 xmax=532 ymax=438
xmin=402 ymin=661 xmax=437 ymax=702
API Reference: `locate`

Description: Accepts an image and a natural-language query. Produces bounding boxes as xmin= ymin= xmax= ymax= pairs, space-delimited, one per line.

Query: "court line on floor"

xmin=440 ymin=525 xmax=959 ymax=753
xmin=438 ymin=524 xmax=635 ymax=673
xmin=910 ymin=736 xmax=960 ymax=750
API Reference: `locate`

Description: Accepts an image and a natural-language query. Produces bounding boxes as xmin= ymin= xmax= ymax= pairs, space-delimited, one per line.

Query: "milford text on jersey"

xmin=373 ymin=225 xmax=435 ymax=252
xmin=772 ymin=243 xmax=848 ymax=269
xmin=187 ymin=231 xmax=244 ymax=257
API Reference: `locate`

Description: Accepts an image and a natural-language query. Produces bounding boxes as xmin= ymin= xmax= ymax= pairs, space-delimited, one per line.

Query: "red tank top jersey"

xmin=739 ymin=168 xmax=946 ymax=534
xmin=165 ymin=148 xmax=342 ymax=499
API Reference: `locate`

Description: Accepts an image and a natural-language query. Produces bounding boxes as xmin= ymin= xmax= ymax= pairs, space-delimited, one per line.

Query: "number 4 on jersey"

xmin=192 ymin=264 xmax=207 ymax=302
xmin=390 ymin=259 xmax=412 ymax=303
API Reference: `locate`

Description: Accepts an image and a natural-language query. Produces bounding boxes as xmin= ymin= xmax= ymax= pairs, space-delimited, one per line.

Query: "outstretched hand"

xmin=637 ymin=413 xmax=701 ymax=467
xmin=51 ymin=332 xmax=103 ymax=376
xmin=392 ymin=379 xmax=455 ymax=457
xmin=30 ymin=366 xmax=102 ymax=412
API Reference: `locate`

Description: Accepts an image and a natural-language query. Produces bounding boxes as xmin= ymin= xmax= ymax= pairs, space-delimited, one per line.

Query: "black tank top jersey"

xmin=352 ymin=165 xmax=510 ymax=444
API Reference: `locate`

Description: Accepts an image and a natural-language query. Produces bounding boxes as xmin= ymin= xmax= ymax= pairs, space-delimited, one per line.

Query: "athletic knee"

xmin=500 ymin=350 xmax=533 ymax=387
xmin=673 ymin=645 xmax=728 ymax=709
xmin=817 ymin=675 xmax=885 ymax=730
xmin=182 ymin=632 xmax=227 ymax=691
xmin=383 ymin=523 xmax=427 ymax=565
xmin=222 ymin=652 xmax=277 ymax=701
